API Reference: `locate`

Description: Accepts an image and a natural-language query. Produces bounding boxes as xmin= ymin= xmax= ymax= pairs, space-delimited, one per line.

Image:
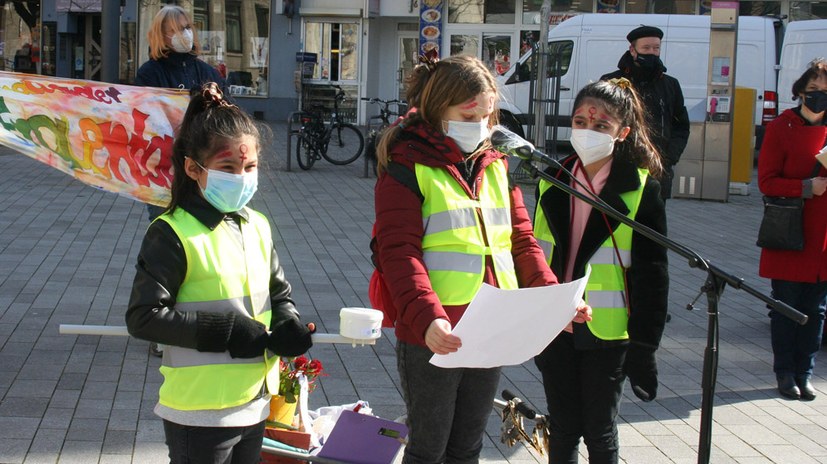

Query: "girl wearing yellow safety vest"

xmin=373 ymin=54 xmax=591 ymax=463
xmin=533 ymin=79 xmax=668 ymax=464
xmin=126 ymin=83 xmax=315 ymax=464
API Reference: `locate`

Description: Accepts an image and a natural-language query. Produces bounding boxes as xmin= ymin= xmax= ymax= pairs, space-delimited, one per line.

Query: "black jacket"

xmin=601 ymin=52 xmax=690 ymax=199
xmin=135 ymin=51 xmax=225 ymax=92
xmin=536 ymin=155 xmax=669 ymax=350
xmin=126 ymin=195 xmax=300 ymax=351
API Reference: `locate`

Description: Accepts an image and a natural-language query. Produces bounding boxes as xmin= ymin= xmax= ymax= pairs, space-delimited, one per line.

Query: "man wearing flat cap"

xmin=601 ymin=25 xmax=690 ymax=201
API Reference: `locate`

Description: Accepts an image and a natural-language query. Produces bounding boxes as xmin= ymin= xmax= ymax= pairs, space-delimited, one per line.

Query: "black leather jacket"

xmin=126 ymin=194 xmax=300 ymax=350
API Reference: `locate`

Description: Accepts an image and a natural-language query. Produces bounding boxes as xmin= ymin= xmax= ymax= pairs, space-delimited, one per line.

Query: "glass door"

xmin=398 ymin=32 xmax=418 ymax=103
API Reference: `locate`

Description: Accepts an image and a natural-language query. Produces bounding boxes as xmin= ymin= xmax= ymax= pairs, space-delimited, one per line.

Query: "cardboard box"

xmin=260 ymin=428 xmax=311 ymax=464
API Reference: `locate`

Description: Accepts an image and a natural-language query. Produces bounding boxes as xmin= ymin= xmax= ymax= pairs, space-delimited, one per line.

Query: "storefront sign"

xmin=419 ymin=0 xmax=443 ymax=57
xmin=0 ymin=71 xmax=188 ymax=206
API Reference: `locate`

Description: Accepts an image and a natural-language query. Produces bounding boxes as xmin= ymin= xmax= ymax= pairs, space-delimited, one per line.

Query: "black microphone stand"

xmin=518 ymin=159 xmax=807 ymax=464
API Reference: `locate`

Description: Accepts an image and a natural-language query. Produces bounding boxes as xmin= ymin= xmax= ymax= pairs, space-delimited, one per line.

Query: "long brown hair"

xmin=574 ymin=80 xmax=663 ymax=177
xmin=147 ymin=5 xmax=202 ymax=61
xmin=167 ymin=83 xmax=263 ymax=213
xmin=376 ymin=55 xmax=500 ymax=174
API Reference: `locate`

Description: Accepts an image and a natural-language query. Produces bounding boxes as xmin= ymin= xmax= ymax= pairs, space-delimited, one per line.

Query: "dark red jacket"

xmin=758 ymin=109 xmax=827 ymax=282
xmin=374 ymin=116 xmax=558 ymax=346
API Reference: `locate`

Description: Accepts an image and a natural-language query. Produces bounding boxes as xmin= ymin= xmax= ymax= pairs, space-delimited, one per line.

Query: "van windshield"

xmin=506 ymin=40 xmax=573 ymax=85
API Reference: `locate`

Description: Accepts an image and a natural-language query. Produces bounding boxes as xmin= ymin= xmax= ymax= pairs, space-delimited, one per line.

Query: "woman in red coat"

xmin=758 ymin=58 xmax=827 ymax=401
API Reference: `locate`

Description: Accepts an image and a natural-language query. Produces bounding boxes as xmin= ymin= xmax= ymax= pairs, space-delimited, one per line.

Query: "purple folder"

xmin=316 ymin=410 xmax=408 ymax=464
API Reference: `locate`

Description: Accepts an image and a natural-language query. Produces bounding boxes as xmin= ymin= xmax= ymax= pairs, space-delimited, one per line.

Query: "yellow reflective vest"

xmin=533 ymin=167 xmax=649 ymax=340
xmin=156 ymin=207 xmax=279 ymax=411
xmin=416 ymin=160 xmax=519 ymax=305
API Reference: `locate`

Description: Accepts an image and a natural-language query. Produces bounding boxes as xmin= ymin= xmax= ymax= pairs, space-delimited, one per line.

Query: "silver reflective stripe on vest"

xmin=493 ymin=251 xmax=515 ymax=272
xmin=480 ymin=207 xmax=511 ymax=228
xmin=174 ymin=289 xmax=271 ymax=317
xmin=423 ymin=251 xmax=483 ymax=273
xmin=587 ymin=290 xmax=627 ymax=308
xmin=423 ymin=208 xmax=477 ymax=235
xmin=536 ymin=238 xmax=553 ymax=261
xmin=590 ymin=247 xmax=631 ymax=268
xmin=164 ymin=346 xmax=264 ymax=368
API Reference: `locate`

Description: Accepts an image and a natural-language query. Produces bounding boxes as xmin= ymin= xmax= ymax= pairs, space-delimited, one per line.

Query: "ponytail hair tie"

xmin=418 ymin=48 xmax=440 ymax=72
xmin=608 ymin=77 xmax=633 ymax=91
xmin=202 ymin=82 xmax=234 ymax=109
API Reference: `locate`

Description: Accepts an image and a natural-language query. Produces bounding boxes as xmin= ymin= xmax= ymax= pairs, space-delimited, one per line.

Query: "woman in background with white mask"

xmin=533 ymin=79 xmax=667 ymax=464
xmin=373 ymin=54 xmax=590 ymax=463
xmin=136 ymin=5 xmax=224 ymax=94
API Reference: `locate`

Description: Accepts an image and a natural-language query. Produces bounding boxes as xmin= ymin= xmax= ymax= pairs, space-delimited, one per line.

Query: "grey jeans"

xmin=397 ymin=341 xmax=501 ymax=464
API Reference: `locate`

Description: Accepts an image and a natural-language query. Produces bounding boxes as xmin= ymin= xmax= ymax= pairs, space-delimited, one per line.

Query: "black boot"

xmin=777 ymin=375 xmax=801 ymax=400
xmin=796 ymin=375 xmax=816 ymax=401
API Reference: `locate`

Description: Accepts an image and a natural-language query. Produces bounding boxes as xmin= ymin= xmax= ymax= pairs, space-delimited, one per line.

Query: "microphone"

xmin=490 ymin=125 xmax=558 ymax=166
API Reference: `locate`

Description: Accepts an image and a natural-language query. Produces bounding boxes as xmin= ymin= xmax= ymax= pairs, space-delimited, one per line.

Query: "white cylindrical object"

xmin=58 ymin=324 xmax=376 ymax=345
xmin=339 ymin=307 xmax=383 ymax=340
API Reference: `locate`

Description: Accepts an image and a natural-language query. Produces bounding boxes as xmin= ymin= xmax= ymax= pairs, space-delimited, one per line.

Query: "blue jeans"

xmin=770 ymin=279 xmax=827 ymax=379
xmin=163 ymin=419 xmax=265 ymax=464
xmin=397 ymin=341 xmax=501 ymax=464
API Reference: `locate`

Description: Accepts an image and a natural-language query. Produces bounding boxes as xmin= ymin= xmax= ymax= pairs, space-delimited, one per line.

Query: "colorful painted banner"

xmin=0 ymin=71 xmax=189 ymax=206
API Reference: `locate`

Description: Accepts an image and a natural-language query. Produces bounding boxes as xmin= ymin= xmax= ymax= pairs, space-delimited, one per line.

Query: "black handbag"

xmin=756 ymin=196 xmax=805 ymax=250
xmin=756 ymin=164 xmax=820 ymax=251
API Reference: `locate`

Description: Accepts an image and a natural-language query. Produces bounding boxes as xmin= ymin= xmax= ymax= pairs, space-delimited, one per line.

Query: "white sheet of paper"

xmin=430 ymin=269 xmax=590 ymax=368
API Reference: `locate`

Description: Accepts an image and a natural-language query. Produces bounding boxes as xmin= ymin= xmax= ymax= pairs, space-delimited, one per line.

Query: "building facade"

xmin=0 ymin=0 xmax=824 ymax=123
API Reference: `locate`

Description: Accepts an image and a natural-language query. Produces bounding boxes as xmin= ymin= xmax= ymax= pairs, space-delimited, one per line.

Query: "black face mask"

xmin=634 ymin=53 xmax=662 ymax=70
xmin=803 ymin=91 xmax=827 ymax=114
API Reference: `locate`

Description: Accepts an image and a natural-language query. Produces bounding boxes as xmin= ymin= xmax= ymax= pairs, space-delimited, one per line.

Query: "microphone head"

xmin=491 ymin=125 xmax=535 ymax=161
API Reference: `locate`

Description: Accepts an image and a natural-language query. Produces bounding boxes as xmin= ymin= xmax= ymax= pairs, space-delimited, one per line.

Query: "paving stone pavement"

xmin=2 ymin=121 xmax=827 ymax=463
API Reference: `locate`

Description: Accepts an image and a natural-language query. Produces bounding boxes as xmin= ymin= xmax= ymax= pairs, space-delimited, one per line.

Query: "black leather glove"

xmin=623 ymin=344 xmax=658 ymax=402
xmin=268 ymin=318 xmax=315 ymax=357
xmin=227 ymin=315 xmax=269 ymax=359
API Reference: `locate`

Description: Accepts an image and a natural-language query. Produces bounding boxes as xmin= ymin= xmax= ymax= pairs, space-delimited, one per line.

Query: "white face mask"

xmin=170 ymin=28 xmax=194 ymax=53
xmin=570 ymin=129 xmax=616 ymax=165
xmin=445 ymin=118 xmax=490 ymax=153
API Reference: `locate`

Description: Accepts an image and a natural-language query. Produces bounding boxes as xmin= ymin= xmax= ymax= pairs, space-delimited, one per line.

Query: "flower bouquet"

xmin=279 ymin=355 xmax=325 ymax=403
xmin=268 ymin=356 xmax=324 ymax=427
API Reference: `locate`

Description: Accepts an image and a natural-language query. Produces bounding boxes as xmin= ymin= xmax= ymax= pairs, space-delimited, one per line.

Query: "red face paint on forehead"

xmin=459 ymin=100 xmax=479 ymax=110
xmin=239 ymin=144 xmax=249 ymax=162
xmin=215 ymin=150 xmax=233 ymax=160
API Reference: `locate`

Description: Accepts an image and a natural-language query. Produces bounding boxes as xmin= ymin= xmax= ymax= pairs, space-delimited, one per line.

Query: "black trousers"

xmin=534 ymin=333 xmax=627 ymax=464
xmin=163 ymin=419 xmax=265 ymax=464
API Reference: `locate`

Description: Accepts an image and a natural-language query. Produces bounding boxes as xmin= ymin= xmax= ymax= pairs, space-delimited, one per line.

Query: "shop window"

xmin=483 ymin=34 xmax=511 ymax=76
xmin=226 ymin=2 xmax=242 ymax=53
xmin=737 ymin=2 xmax=781 ymax=16
xmin=303 ymin=21 xmax=359 ymax=82
xmin=0 ymin=2 xmax=41 ymax=73
xmin=506 ymin=39 xmax=573 ymax=85
xmin=137 ymin=1 xmax=271 ymax=97
xmin=522 ymin=0 xmax=594 ymax=23
xmin=448 ymin=0 xmax=516 ymax=24
xmin=790 ymin=2 xmax=827 ymax=20
xmin=450 ymin=35 xmax=480 ymax=57
xmin=650 ymin=0 xmax=695 ymax=14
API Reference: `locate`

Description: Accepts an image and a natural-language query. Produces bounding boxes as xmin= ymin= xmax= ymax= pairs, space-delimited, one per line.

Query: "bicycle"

xmin=295 ymin=85 xmax=365 ymax=171
xmin=361 ymin=97 xmax=405 ymax=175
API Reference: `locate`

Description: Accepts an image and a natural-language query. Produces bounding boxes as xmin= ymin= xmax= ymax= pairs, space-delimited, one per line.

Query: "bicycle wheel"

xmin=295 ymin=133 xmax=318 ymax=171
xmin=322 ymin=123 xmax=364 ymax=165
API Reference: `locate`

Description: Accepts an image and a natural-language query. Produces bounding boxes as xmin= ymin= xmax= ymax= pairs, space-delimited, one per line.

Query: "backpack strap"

xmin=371 ymin=161 xmax=422 ymax=270
xmin=386 ymin=161 xmax=423 ymax=202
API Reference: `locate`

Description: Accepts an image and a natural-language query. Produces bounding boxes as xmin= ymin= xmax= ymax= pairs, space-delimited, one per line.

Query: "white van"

xmin=497 ymin=14 xmax=782 ymax=146
xmin=777 ymin=19 xmax=827 ymax=112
